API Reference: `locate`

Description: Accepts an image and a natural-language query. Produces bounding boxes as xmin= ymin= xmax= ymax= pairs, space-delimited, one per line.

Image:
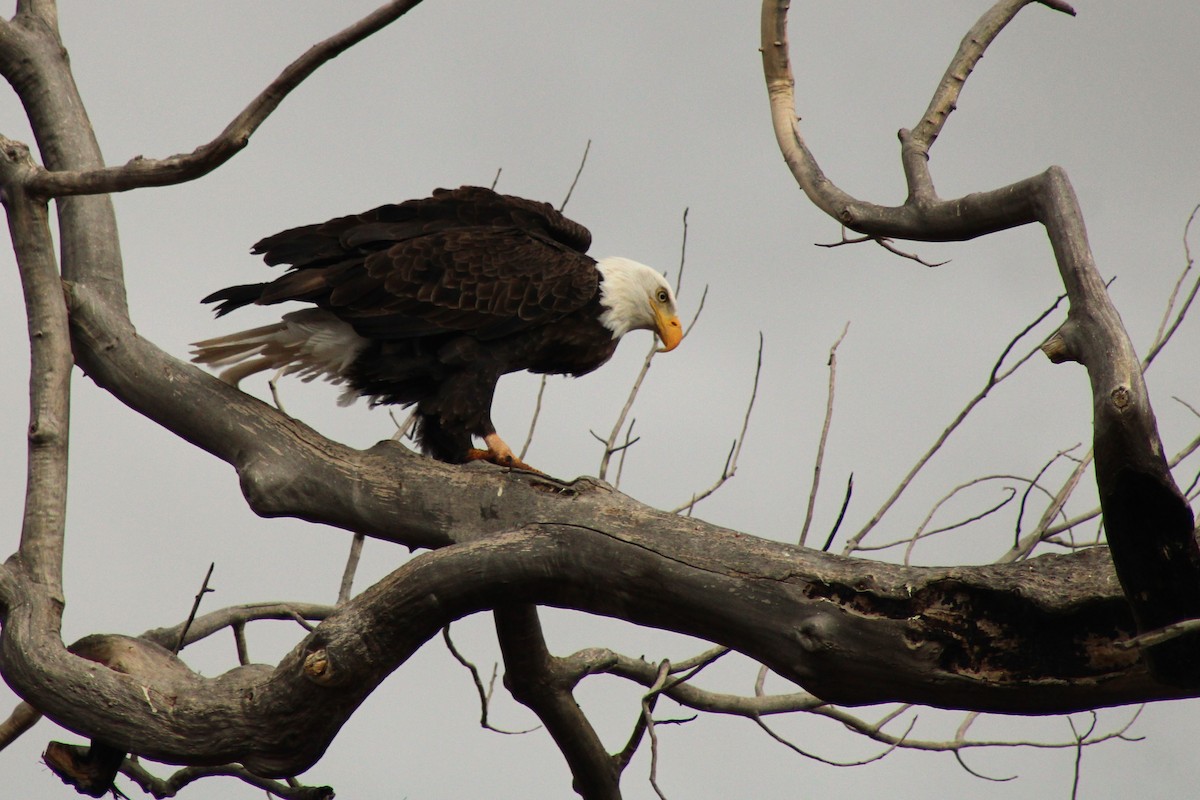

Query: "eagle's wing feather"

xmin=354 ymin=228 xmax=598 ymax=339
xmin=206 ymin=186 xmax=599 ymax=337
xmin=253 ymin=185 xmax=591 ymax=266
xmin=238 ymin=189 xmax=598 ymax=341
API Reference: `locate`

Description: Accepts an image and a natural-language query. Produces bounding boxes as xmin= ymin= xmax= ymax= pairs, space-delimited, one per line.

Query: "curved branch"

xmin=20 ymin=0 xmax=428 ymax=198
xmin=140 ymin=602 xmax=335 ymax=651
xmin=761 ymin=0 xmax=1048 ymax=240
xmin=902 ymin=0 xmax=1075 ymax=200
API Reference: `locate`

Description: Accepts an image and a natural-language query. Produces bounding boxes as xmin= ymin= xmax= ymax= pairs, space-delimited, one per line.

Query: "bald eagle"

xmin=191 ymin=186 xmax=682 ymax=470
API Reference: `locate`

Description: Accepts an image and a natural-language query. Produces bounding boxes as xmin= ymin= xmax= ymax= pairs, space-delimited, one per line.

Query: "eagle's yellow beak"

xmin=655 ymin=309 xmax=683 ymax=352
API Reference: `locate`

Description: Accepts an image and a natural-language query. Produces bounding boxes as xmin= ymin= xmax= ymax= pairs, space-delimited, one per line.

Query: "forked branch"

xmin=761 ymin=0 xmax=1200 ymax=685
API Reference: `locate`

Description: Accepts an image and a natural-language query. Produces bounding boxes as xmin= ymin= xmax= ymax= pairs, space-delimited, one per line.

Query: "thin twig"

xmin=821 ymin=473 xmax=853 ymax=552
xmin=816 ymin=228 xmax=949 ymax=267
xmin=388 ymin=408 xmax=417 ymax=441
xmin=675 ymin=208 xmax=689 ymax=298
xmin=643 ymin=660 xmax=672 ymax=800
xmin=519 ymin=376 xmax=549 ymax=461
xmin=1068 ymin=712 xmax=1097 ymax=800
xmin=1115 ymin=617 xmax=1200 ymax=650
xmin=869 ymin=478 xmax=1016 ymax=564
xmin=337 ymin=533 xmax=365 ymax=605
xmin=844 ymin=292 xmax=1066 ymax=551
xmin=597 ymin=209 xmax=698 ymax=480
xmin=613 ymin=418 xmax=638 ymax=490
xmin=558 ymin=139 xmax=591 ymax=212
xmin=174 ymin=562 xmax=216 ymax=655
xmin=1146 ymin=203 xmax=1200 ymax=364
xmin=1000 ymin=450 xmax=1091 ymax=563
xmin=671 ymin=333 xmax=762 ymax=514
xmin=442 ymin=626 xmax=537 ymax=734
xmin=1013 ymin=446 xmax=1080 ymax=549
xmin=756 ymin=709 xmax=919 ymax=768
xmin=120 ymin=759 xmax=332 ymax=800
xmin=800 ymin=323 xmax=849 ymax=545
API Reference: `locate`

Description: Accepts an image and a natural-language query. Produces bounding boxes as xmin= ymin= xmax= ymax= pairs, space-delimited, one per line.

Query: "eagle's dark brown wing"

xmin=254 ymin=185 xmax=591 ymax=268
xmin=204 ymin=186 xmax=599 ymax=340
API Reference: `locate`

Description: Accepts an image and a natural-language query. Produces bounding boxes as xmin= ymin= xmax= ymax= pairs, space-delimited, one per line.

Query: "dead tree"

xmin=0 ymin=1 xmax=1197 ymax=797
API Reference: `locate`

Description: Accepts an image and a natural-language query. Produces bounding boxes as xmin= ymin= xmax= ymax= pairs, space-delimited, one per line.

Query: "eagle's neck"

xmin=595 ymin=257 xmax=658 ymax=339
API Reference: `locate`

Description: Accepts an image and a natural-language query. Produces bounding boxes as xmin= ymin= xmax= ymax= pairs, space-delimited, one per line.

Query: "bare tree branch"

xmin=800 ymin=323 xmax=848 ymax=546
xmin=495 ymin=604 xmax=620 ymax=799
xmin=902 ymin=0 xmax=1075 ymax=201
xmin=141 ymin=601 xmax=334 ymax=651
xmin=843 ymin=293 xmax=1065 ymax=552
xmin=0 ymin=701 xmax=40 ymax=753
xmin=173 ymin=562 xmax=216 ymax=654
xmin=20 ymin=0 xmax=429 ymax=198
xmin=119 ymin=759 xmax=333 ymax=800
xmin=0 ymin=138 xmax=73 ymax=601
xmin=763 ymin=0 xmax=1200 ymax=684
xmin=442 ymin=625 xmax=536 ymax=735
xmin=337 ymin=534 xmax=366 ymax=606
xmin=671 ymin=333 xmax=762 ymax=514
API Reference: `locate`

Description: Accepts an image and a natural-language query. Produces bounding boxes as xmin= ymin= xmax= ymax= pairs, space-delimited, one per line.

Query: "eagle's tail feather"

xmin=190 ymin=309 xmax=368 ymax=398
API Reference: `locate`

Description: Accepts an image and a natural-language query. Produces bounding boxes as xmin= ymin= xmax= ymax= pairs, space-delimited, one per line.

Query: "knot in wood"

xmin=303 ymin=648 xmax=336 ymax=685
xmin=792 ymin=616 xmax=834 ymax=654
xmin=1110 ymin=385 xmax=1131 ymax=410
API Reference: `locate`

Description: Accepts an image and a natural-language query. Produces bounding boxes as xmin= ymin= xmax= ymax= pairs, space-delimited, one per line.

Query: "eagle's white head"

xmin=595 ymin=257 xmax=683 ymax=351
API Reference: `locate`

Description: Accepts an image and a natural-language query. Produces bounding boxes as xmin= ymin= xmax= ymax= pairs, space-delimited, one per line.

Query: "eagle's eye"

xmin=655 ymin=288 xmax=669 ymax=304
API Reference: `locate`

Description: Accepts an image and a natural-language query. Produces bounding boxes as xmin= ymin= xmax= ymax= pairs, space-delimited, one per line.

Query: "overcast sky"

xmin=3 ymin=1 xmax=1200 ymax=797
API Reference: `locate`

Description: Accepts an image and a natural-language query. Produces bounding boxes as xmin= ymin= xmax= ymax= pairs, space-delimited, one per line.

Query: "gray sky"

xmin=2 ymin=1 xmax=1200 ymax=797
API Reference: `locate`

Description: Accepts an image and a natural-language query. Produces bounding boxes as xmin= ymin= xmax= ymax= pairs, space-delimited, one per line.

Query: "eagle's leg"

xmin=466 ymin=432 xmax=540 ymax=473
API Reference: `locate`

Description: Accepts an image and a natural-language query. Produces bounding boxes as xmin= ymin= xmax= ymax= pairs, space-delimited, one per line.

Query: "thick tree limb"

xmin=495 ymin=605 xmax=621 ymax=799
xmin=0 ymin=511 xmax=1192 ymax=778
